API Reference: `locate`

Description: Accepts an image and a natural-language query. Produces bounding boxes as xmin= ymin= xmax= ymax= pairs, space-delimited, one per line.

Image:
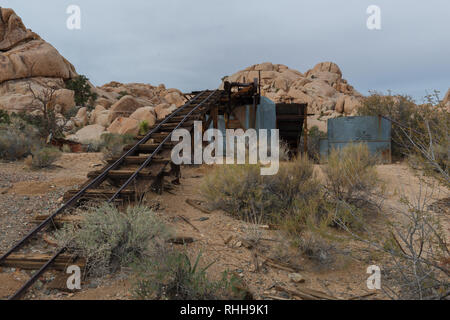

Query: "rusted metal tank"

xmin=320 ymin=115 xmax=392 ymax=163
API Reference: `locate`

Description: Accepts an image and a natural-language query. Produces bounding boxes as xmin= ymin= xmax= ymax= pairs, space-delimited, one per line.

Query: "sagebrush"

xmin=0 ymin=118 xmax=40 ymax=160
xmin=55 ymin=203 xmax=169 ymax=277
xmin=133 ymin=251 xmax=243 ymax=300
xmin=201 ymin=156 xmax=320 ymax=223
xmin=27 ymin=146 xmax=62 ymax=169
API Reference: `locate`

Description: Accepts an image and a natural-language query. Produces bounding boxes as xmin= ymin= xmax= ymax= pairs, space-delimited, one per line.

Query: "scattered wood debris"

xmin=167 ymin=237 xmax=195 ymax=245
xmin=274 ymin=285 xmax=339 ymax=300
xmin=1 ymin=254 xmax=85 ymax=271
xmin=185 ymin=198 xmax=212 ymax=214
xmin=177 ymin=215 xmax=200 ymax=233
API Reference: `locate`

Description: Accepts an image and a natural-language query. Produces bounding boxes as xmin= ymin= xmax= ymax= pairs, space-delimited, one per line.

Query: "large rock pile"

xmin=66 ymin=83 xmax=186 ymax=143
xmin=444 ymin=89 xmax=450 ymax=109
xmin=0 ymin=8 xmax=77 ymax=113
xmin=223 ymin=62 xmax=364 ymax=131
xmin=62 ymin=81 xmax=187 ymax=142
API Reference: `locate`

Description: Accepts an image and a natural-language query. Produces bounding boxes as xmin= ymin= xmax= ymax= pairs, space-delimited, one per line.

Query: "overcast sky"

xmin=3 ymin=0 xmax=449 ymax=102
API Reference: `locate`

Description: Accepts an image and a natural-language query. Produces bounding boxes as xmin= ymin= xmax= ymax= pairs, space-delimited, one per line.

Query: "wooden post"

xmin=212 ymin=106 xmax=218 ymax=130
xmin=250 ymin=98 xmax=257 ymax=129
xmin=249 ymin=78 xmax=258 ymax=129
xmin=303 ymin=104 xmax=308 ymax=155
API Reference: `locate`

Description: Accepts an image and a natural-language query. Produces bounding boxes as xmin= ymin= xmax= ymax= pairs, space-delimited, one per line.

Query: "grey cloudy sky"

xmin=3 ymin=0 xmax=449 ymax=101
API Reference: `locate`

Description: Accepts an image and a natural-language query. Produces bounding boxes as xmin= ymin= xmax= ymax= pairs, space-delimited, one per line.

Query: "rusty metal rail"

xmin=0 ymin=89 xmax=221 ymax=300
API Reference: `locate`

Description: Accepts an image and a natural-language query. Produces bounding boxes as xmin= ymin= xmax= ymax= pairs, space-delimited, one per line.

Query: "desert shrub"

xmin=201 ymin=156 xmax=321 ymax=223
xmin=296 ymin=230 xmax=335 ymax=265
xmin=338 ymin=182 xmax=450 ymax=300
xmin=65 ymin=75 xmax=98 ymax=109
xmin=62 ymin=144 xmax=72 ymax=153
xmin=0 ymin=118 xmax=40 ymax=160
xmin=299 ymin=125 xmax=327 ymax=163
xmin=0 ymin=110 xmax=10 ymax=124
xmin=27 ymin=146 xmax=62 ymax=169
xmin=133 ymin=251 xmax=243 ymax=300
xmin=324 ymin=143 xmax=379 ymax=204
xmin=316 ymin=143 xmax=383 ymax=232
xmin=359 ymin=91 xmax=449 ymax=186
xmin=278 ymin=140 xmax=291 ymax=161
xmin=55 ymin=203 xmax=169 ymax=277
xmin=98 ymin=133 xmax=135 ymax=159
xmin=358 ymin=92 xmax=445 ymax=158
xmin=83 ymin=133 xmax=135 ymax=157
xmin=139 ymin=120 xmax=150 ymax=136
xmin=118 ymin=91 xmax=129 ymax=100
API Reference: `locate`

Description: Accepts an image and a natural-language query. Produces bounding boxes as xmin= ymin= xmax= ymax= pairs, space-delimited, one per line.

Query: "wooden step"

xmin=32 ymin=215 xmax=84 ymax=225
xmin=107 ymin=156 xmax=171 ymax=165
xmin=64 ymin=188 xmax=135 ymax=198
xmin=160 ymin=120 xmax=195 ymax=130
xmin=0 ymin=253 xmax=86 ymax=271
xmin=87 ymin=169 xmax=158 ymax=180
xmin=175 ymin=108 xmax=204 ymax=116
xmin=124 ymin=143 xmax=174 ymax=153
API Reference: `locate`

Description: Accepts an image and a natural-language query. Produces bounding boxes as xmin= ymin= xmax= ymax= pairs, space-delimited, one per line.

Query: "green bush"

xmin=65 ymin=75 xmax=98 ymax=109
xmin=55 ymin=203 xmax=169 ymax=276
xmin=133 ymin=251 xmax=243 ymax=300
xmin=13 ymin=110 xmax=63 ymax=139
xmin=118 ymin=91 xmax=129 ymax=100
xmin=27 ymin=146 xmax=62 ymax=169
xmin=299 ymin=125 xmax=327 ymax=163
xmin=296 ymin=230 xmax=335 ymax=265
xmin=139 ymin=120 xmax=150 ymax=136
xmin=201 ymin=156 xmax=321 ymax=223
xmin=0 ymin=110 xmax=10 ymax=124
xmin=98 ymin=133 xmax=135 ymax=159
xmin=324 ymin=143 xmax=379 ymax=203
xmin=0 ymin=118 xmax=40 ymax=160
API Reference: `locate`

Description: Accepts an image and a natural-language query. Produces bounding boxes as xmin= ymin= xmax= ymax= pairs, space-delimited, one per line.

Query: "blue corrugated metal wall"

xmin=206 ymin=96 xmax=277 ymax=150
xmin=320 ymin=116 xmax=392 ymax=163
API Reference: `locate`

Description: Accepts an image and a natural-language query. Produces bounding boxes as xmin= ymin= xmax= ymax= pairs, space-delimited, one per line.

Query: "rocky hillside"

xmin=0 ymin=8 xmax=77 ymax=114
xmin=68 ymin=82 xmax=187 ymax=143
xmin=223 ymin=62 xmax=364 ymax=130
xmin=444 ymin=89 xmax=450 ymax=109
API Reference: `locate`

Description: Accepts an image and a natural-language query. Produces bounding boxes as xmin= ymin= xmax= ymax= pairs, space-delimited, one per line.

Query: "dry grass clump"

xmin=55 ymin=203 xmax=169 ymax=277
xmin=89 ymin=133 xmax=135 ymax=159
xmin=324 ymin=143 xmax=380 ymax=204
xmin=201 ymin=156 xmax=321 ymax=223
xmin=0 ymin=118 xmax=39 ymax=160
xmin=26 ymin=146 xmax=62 ymax=169
xmin=133 ymin=251 xmax=244 ymax=300
xmin=296 ymin=230 xmax=335 ymax=265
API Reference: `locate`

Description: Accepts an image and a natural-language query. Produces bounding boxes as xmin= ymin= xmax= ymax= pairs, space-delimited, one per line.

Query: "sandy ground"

xmin=0 ymin=154 xmax=448 ymax=300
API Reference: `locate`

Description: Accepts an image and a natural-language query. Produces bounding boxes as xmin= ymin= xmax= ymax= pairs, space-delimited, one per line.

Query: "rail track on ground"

xmin=0 ymin=89 xmax=223 ymax=300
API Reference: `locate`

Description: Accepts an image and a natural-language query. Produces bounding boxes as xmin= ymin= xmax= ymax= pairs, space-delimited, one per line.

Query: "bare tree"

xmin=330 ymin=180 xmax=449 ymax=300
xmin=27 ymin=82 xmax=60 ymax=139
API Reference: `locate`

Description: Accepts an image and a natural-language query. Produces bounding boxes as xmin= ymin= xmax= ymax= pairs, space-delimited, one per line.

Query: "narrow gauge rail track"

xmin=0 ymin=89 xmax=223 ymax=300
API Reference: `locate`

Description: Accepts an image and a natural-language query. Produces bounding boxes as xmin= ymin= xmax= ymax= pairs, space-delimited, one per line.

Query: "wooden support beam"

xmin=1 ymin=254 xmax=85 ymax=271
xmin=303 ymin=104 xmax=308 ymax=155
xmin=211 ymin=106 xmax=218 ymax=130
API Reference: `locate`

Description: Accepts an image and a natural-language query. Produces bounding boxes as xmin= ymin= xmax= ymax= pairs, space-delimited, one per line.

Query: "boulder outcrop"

xmin=223 ymin=62 xmax=363 ymax=116
xmin=0 ymin=8 xmax=77 ymax=114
